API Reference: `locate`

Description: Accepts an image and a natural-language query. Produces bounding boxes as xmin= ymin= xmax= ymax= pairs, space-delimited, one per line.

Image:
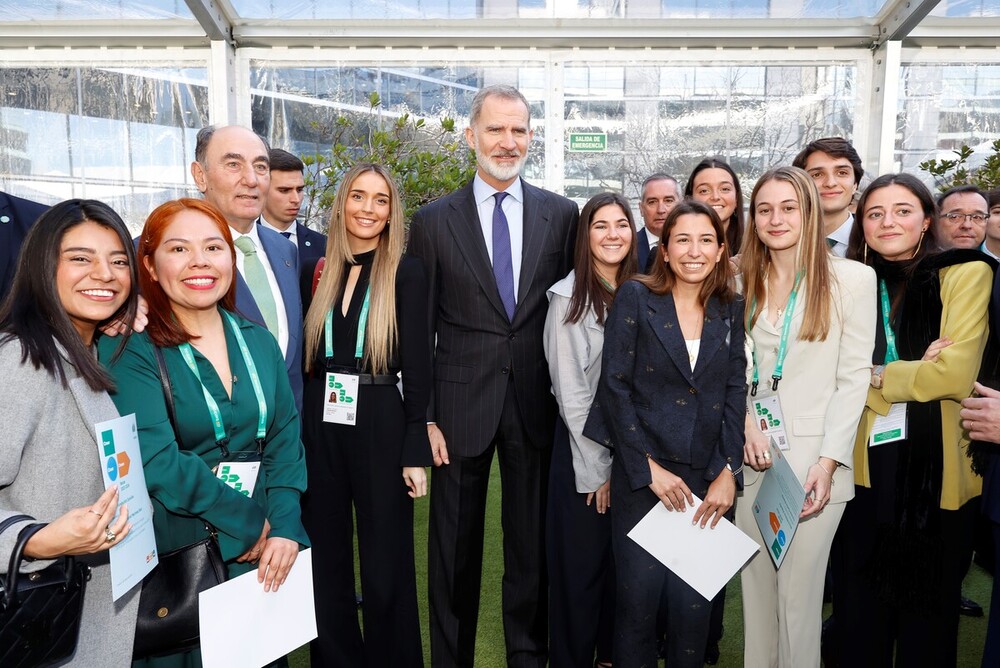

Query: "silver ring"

xmin=763 ymin=451 xmax=772 ymax=461
xmin=88 ymin=509 xmax=102 ymax=517
xmin=105 ymin=527 xmax=117 ymax=543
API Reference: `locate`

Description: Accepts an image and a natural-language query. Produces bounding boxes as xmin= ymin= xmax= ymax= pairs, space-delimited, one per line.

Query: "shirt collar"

xmin=473 ymin=173 xmax=523 ymax=206
xmin=231 ymin=222 xmax=263 ymax=248
xmin=259 ymin=215 xmax=294 ymax=237
xmin=828 ymin=212 xmax=854 ymax=246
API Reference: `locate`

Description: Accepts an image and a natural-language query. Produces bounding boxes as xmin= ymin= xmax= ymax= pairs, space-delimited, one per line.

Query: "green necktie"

xmin=233 ymin=235 xmax=279 ymax=340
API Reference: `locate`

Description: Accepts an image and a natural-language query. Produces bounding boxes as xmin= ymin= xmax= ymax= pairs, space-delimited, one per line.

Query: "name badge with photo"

xmin=323 ymin=372 xmax=360 ymax=426
xmin=750 ymin=395 xmax=789 ymax=451
xmin=870 ymin=402 xmax=907 ymax=447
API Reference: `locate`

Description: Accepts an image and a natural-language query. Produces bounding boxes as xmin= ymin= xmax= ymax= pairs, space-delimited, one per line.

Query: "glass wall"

xmin=895 ymin=61 xmax=1000 ymax=176
xmin=0 ymin=65 xmax=209 ymax=229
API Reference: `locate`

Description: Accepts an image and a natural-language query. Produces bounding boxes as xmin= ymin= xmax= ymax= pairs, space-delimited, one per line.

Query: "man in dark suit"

xmin=0 ymin=191 xmax=48 ymax=302
xmin=191 ymin=125 xmax=304 ymax=410
xmin=636 ymin=173 xmax=680 ymax=272
xmin=261 ymin=148 xmax=327 ymax=265
xmin=408 ymin=84 xmax=578 ymax=668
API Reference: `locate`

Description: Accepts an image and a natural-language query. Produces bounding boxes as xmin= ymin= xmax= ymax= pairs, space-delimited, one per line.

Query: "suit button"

xmin=501 ymin=367 xmax=510 ymax=374
xmin=688 ymin=387 xmax=697 ymax=394
xmin=508 ymin=333 xmax=515 ymax=340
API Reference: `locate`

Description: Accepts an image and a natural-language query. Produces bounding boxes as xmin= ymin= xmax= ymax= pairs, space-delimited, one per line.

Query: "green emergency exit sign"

xmin=568 ymin=133 xmax=607 ymax=152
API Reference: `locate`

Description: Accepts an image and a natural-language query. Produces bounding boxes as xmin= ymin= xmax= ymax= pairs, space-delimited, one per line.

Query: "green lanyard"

xmin=324 ymin=285 xmax=371 ymax=364
xmin=750 ymin=271 xmax=803 ymax=396
xmin=878 ymin=279 xmax=900 ymax=363
xmin=178 ymin=311 xmax=268 ymax=456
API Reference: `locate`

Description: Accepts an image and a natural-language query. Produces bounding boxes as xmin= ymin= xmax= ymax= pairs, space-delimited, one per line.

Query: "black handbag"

xmin=0 ymin=515 xmax=91 ymax=668
xmin=132 ymin=346 xmax=227 ymax=660
xmin=131 ymin=533 xmax=226 ymax=659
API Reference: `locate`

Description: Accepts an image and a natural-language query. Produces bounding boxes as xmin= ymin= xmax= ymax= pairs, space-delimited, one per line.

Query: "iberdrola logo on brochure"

xmin=101 ymin=428 xmax=132 ymax=482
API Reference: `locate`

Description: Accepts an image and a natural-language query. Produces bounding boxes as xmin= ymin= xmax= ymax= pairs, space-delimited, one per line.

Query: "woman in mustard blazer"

xmin=833 ymin=173 xmax=991 ymax=668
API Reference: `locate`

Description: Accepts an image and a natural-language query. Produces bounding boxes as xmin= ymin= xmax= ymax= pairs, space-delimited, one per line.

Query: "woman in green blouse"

xmin=100 ymin=198 xmax=308 ymax=667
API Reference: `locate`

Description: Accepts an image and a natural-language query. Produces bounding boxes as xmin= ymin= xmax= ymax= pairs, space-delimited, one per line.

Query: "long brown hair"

xmin=140 ymin=198 xmax=237 ymax=347
xmin=565 ymin=192 xmax=638 ymax=325
xmin=638 ymin=200 xmax=734 ymax=306
xmin=685 ymin=157 xmax=745 ymax=252
xmin=740 ymin=166 xmax=832 ymax=341
xmin=304 ymin=163 xmax=405 ymax=374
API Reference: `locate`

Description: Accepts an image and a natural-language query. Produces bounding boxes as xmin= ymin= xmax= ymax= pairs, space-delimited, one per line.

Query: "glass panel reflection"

xmin=231 ymin=0 xmax=882 ymax=20
xmin=896 ymin=62 xmax=1000 ymax=179
xmin=563 ymin=62 xmax=856 ymax=205
xmin=0 ymin=0 xmax=194 ymax=21
xmin=0 ymin=67 xmax=208 ymax=230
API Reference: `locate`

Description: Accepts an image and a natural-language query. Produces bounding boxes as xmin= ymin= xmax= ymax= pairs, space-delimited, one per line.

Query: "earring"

xmin=912 ymin=229 xmax=926 ymax=259
xmin=863 ymin=242 xmax=869 ymax=264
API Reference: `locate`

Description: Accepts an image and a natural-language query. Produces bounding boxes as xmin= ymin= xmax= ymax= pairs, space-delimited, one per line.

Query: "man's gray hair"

xmin=641 ymin=173 xmax=679 ymax=199
xmin=469 ymin=85 xmax=531 ymax=127
xmin=194 ymin=125 xmax=271 ymax=166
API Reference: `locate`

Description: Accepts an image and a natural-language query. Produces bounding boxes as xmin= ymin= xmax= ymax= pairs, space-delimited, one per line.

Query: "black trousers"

xmin=611 ymin=457 xmax=714 ymax=668
xmin=546 ymin=418 xmax=615 ymax=667
xmin=831 ymin=484 xmax=976 ymax=668
xmin=302 ymin=381 xmax=423 ymax=668
xmin=428 ymin=383 xmax=550 ymax=668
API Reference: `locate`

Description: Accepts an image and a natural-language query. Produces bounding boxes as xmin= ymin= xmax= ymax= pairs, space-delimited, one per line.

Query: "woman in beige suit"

xmin=735 ymin=166 xmax=876 ymax=667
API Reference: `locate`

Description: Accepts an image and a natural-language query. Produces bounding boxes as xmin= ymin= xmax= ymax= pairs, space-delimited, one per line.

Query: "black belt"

xmin=358 ymin=374 xmax=399 ymax=385
xmin=324 ymin=364 xmax=398 ymax=386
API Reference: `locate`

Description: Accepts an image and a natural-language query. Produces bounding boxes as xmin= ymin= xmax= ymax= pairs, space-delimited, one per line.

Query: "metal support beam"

xmin=873 ymin=0 xmax=940 ymax=48
xmin=865 ymin=40 xmax=902 ymax=176
xmin=184 ymin=0 xmax=234 ymax=45
xmin=208 ymin=39 xmax=238 ymax=125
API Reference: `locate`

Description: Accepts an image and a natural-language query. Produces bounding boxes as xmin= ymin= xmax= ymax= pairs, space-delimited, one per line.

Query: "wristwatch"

xmin=871 ymin=364 xmax=886 ymax=389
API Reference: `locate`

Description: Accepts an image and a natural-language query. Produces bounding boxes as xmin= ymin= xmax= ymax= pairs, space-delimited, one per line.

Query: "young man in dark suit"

xmin=408 ymin=84 xmax=578 ymax=668
xmin=261 ymin=148 xmax=327 ymax=266
xmin=0 ymin=191 xmax=48 ymax=301
xmin=191 ymin=125 xmax=304 ymax=410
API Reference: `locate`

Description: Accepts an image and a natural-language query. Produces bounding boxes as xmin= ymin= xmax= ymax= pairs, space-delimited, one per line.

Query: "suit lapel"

xmin=515 ymin=180 xmax=549 ymax=320
xmin=446 ymin=184 xmax=509 ymax=321
xmin=693 ymin=296 xmax=728 ymax=377
xmin=648 ymin=292 xmax=695 ymax=379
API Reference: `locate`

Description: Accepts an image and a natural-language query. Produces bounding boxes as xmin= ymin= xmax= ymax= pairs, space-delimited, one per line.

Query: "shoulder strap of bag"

xmin=0 ymin=514 xmax=34 ymax=541
xmin=3 ymin=522 xmax=46 ymax=606
xmin=152 ymin=345 xmax=182 ymax=449
xmin=312 ymin=257 xmax=325 ymax=296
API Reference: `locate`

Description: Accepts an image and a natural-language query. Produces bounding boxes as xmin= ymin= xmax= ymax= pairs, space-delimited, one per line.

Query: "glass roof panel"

xmin=230 ymin=0 xmax=886 ymax=20
xmin=926 ymin=0 xmax=999 ymax=17
xmin=0 ymin=0 xmax=195 ymax=21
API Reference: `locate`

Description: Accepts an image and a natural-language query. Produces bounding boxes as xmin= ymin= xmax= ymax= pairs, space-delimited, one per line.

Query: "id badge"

xmin=215 ymin=451 xmax=261 ymax=497
xmin=323 ymin=372 xmax=360 ymax=426
xmin=750 ymin=395 xmax=790 ymax=451
xmin=869 ymin=402 xmax=907 ymax=447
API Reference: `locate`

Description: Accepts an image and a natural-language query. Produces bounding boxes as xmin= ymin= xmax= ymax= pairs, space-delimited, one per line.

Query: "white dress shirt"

xmin=473 ymin=173 xmax=524 ymax=299
xmin=260 ymin=215 xmax=297 ymax=248
xmin=230 ymin=224 xmax=289 ymax=355
xmin=826 ymin=213 xmax=854 ymax=258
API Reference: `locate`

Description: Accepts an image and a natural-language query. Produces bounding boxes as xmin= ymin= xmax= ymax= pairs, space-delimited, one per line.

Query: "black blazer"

xmin=584 ymin=280 xmax=746 ymax=491
xmin=0 ymin=192 xmax=48 ymax=301
xmin=296 ymin=222 xmax=327 ymax=266
xmin=407 ymin=178 xmax=578 ymax=457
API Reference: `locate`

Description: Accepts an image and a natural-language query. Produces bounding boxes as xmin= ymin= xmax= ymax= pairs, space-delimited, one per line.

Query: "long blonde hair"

xmin=740 ymin=166 xmax=832 ymax=341
xmin=304 ymin=163 xmax=405 ymax=374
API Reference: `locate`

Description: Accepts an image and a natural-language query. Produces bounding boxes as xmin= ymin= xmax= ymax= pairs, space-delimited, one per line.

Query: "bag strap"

xmin=152 ymin=345 xmax=183 ymax=449
xmin=312 ymin=257 xmax=325 ymax=296
xmin=0 ymin=514 xmax=33 ymax=538
xmin=3 ymin=522 xmax=47 ymax=607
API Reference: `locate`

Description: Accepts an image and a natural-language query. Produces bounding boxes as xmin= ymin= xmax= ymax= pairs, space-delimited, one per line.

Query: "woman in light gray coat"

xmin=544 ymin=192 xmax=637 ymax=667
xmin=0 ymin=199 xmax=140 ymax=666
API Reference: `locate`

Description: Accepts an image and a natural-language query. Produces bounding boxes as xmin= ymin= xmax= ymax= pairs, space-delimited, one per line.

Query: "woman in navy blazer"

xmin=584 ymin=200 xmax=746 ymax=668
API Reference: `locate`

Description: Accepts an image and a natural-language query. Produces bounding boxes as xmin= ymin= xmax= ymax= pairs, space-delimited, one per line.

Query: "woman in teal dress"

xmin=99 ymin=198 xmax=308 ymax=667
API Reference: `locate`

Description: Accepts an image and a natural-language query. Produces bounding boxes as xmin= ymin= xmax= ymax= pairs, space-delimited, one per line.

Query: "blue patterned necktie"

xmin=492 ymin=191 xmax=516 ymax=321
xmin=280 ymin=231 xmax=292 ymax=239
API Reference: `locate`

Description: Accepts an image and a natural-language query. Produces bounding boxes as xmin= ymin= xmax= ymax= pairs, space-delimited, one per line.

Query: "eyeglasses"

xmin=942 ymin=212 xmax=989 ymax=224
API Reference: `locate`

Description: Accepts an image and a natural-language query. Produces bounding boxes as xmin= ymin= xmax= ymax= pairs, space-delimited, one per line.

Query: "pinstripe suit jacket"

xmin=407 ymin=178 xmax=578 ymax=457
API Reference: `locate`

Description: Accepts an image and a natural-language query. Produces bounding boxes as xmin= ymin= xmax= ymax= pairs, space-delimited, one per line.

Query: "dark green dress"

xmin=99 ymin=310 xmax=308 ymax=668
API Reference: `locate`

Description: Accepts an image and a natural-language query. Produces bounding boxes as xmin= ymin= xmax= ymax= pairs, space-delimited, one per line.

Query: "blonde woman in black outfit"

xmin=300 ymin=163 xmax=432 ymax=667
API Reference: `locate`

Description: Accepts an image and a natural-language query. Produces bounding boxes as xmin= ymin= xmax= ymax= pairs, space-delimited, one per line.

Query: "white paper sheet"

xmin=627 ymin=496 xmax=759 ymax=600
xmin=199 ymin=548 xmax=317 ymax=668
xmin=94 ymin=413 xmax=158 ymax=601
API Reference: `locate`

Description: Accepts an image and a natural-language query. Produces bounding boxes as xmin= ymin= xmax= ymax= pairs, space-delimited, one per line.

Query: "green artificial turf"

xmin=290 ymin=458 xmax=993 ymax=666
